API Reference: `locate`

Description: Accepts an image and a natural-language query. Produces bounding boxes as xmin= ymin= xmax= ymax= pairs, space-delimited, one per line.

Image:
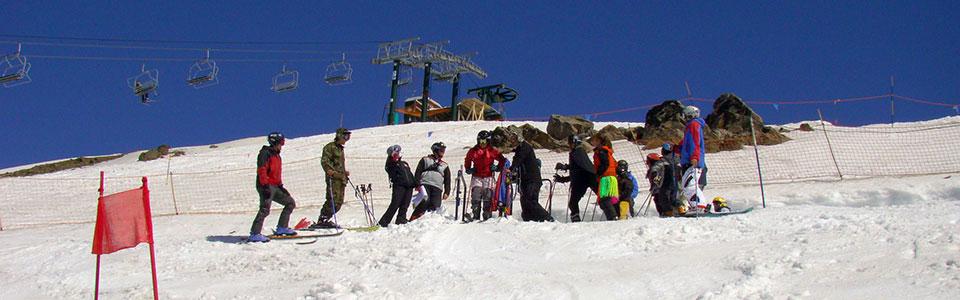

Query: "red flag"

xmin=91 ymin=187 xmax=153 ymax=255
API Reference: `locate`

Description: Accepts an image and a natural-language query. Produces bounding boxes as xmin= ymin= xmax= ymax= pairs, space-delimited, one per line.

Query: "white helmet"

xmin=683 ymin=105 xmax=700 ymax=119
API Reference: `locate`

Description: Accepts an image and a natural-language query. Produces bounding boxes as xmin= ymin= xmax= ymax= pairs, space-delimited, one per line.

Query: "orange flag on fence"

xmin=91 ymin=187 xmax=153 ymax=255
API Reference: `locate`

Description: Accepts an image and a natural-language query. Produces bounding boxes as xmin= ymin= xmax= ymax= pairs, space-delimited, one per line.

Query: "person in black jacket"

xmin=510 ymin=139 xmax=554 ymax=222
xmin=379 ymin=145 xmax=416 ymax=227
xmin=553 ymin=134 xmax=599 ymax=222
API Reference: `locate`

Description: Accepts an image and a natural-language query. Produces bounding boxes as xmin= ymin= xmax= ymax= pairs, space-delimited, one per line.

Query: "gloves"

xmin=465 ymin=168 xmax=475 ymax=175
xmin=490 ymin=164 xmax=500 ymax=172
xmin=690 ymin=159 xmax=699 ymax=167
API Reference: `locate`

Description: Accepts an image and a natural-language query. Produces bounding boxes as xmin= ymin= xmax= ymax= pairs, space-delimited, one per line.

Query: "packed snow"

xmin=1 ymin=119 xmax=958 ymax=299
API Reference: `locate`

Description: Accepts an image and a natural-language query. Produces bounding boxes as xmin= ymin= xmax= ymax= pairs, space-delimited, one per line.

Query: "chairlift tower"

xmin=373 ymin=38 xmax=486 ymax=123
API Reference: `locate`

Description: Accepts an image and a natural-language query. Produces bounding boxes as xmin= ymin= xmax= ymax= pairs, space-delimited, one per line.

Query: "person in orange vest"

xmin=590 ymin=134 xmax=619 ymax=221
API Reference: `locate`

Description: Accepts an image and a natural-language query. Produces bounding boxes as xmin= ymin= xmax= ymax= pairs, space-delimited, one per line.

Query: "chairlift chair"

xmin=397 ymin=68 xmax=413 ymax=87
xmin=1 ymin=44 xmax=32 ymax=88
xmin=127 ymin=64 xmax=159 ymax=104
xmin=324 ymin=53 xmax=353 ymax=86
xmin=186 ymin=50 xmax=219 ymax=89
xmin=272 ymin=64 xmax=299 ymax=93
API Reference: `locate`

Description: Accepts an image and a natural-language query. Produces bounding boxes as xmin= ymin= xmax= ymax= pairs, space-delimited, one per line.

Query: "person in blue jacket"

xmin=676 ymin=105 xmax=708 ymax=213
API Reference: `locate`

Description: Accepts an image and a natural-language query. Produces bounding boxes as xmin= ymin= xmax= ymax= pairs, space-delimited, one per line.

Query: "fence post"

xmin=818 ymin=109 xmax=843 ymax=180
xmin=748 ymin=110 xmax=767 ymax=208
xmin=167 ymin=157 xmax=180 ymax=215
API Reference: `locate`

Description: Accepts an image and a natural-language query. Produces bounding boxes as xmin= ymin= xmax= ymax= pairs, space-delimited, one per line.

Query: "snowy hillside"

xmin=0 ymin=119 xmax=958 ymax=299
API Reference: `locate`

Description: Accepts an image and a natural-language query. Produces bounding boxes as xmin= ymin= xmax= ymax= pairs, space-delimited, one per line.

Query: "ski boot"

xmin=308 ymin=218 xmax=340 ymax=230
xmin=274 ymin=227 xmax=297 ymax=236
xmin=248 ymin=233 xmax=270 ymax=243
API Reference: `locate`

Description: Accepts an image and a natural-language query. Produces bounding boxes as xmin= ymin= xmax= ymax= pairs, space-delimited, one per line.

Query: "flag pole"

xmin=142 ymin=177 xmax=159 ymax=300
xmin=95 ymin=171 xmax=104 ymax=300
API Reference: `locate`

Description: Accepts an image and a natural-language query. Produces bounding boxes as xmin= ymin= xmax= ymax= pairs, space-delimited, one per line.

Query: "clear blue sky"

xmin=2 ymin=1 xmax=958 ymax=169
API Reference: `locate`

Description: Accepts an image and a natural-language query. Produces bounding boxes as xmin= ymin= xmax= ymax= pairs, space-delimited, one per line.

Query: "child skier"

xmin=616 ymin=160 xmax=639 ymax=219
xmin=590 ymin=134 xmax=619 ymax=221
xmin=379 ymin=145 xmax=416 ymax=227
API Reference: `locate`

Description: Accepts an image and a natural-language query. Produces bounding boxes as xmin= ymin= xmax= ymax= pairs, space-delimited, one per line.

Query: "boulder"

xmin=138 ymin=144 xmax=173 ymax=162
xmin=641 ymin=100 xmax=687 ymax=149
xmin=492 ymin=124 xmax=567 ymax=153
xmin=596 ymin=125 xmax=627 ymax=142
xmin=799 ymin=123 xmax=814 ymax=131
xmin=703 ymin=93 xmax=790 ymax=150
xmin=546 ymin=115 xmax=594 ymax=141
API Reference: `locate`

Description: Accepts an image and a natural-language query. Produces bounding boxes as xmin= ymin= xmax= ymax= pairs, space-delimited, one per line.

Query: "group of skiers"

xmin=247 ymin=105 xmax=713 ymax=242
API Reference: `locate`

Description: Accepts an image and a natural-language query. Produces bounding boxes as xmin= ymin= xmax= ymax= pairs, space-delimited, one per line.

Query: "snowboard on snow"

xmin=680 ymin=206 xmax=755 ymax=218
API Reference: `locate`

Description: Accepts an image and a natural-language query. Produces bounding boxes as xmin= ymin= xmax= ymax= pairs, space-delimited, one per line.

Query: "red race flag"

xmin=91 ymin=186 xmax=153 ymax=255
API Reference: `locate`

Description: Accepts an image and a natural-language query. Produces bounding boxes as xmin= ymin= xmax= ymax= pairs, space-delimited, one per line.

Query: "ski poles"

xmin=635 ymin=193 xmax=653 ymax=217
xmin=347 ymin=178 xmax=376 ymax=227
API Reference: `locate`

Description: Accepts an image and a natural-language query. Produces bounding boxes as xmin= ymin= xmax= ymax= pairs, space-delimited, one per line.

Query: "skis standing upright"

xmin=454 ymin=168 xmax=463 ymax=221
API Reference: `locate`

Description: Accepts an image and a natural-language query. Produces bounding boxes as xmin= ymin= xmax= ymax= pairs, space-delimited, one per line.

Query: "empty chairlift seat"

xmin=186 ymin=50 xmax=219 ymax=88
xmin=1 ymin=46 xmax=32 ymax=88
xmin=324 ymin=53 xmax=352 ymax=86
xmin=271 ymin=65 xmax=299 ymax=93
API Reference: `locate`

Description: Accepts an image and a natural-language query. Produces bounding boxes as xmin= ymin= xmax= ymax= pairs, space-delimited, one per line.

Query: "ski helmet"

xmin=712 ymin=196 xmax=729 ymax=212
xmin=683 ymin=105 xmax=700 ymax=119
xmin=616 ymin=160 xmax=629 ymax=175
xmin=645 ymin=153 xmax=661 ymax=165
xmin=661 ymin=143 xmax=673 ymax=154
xmin=387 ymin=144 xmax=401 ymax=156
xmin=267 ymin=132 xmax=285 ymax=146
xmin=431 ymin=142 xmax=446 ymax=154
xmin=477 ymin=130 xmax=491 ymax=142
xmin=567 ymin=134 xmax=582 ymax=146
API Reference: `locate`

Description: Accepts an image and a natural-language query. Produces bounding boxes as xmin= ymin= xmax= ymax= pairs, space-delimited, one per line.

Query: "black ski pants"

xmin=379 ymin=185 xmax=413 ymax=227
xmin=250 ymin=185 xmax=296 ymax=235
xmin=567 ymin=178 xmax=598 ymax=221
xmin=519 ymin=181 xmax=552 ymax=221
xmin=410 ymin=185 xmax=443 ymax=220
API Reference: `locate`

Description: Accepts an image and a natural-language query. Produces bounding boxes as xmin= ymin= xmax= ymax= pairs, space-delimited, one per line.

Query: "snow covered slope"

xmin=0 ymin=119 xmax=958 ymax=299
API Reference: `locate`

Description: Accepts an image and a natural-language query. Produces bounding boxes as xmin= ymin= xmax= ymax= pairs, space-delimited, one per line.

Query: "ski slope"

xmin=0 ymin=119 xmax=958 ymax=299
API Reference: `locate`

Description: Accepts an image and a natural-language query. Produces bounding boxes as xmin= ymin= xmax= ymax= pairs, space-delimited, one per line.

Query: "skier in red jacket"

xmin=463 ymin=130 xmax=506 ymax=221
xmin=249 ymin=132 xmax=297 ymax=242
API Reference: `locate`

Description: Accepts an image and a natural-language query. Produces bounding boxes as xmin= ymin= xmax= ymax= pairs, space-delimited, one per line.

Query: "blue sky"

xmin=1 ymin=1 xmax=958 ymax=169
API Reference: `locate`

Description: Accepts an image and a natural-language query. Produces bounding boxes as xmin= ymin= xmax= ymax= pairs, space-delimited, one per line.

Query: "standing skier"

xmin=379 ymin=145 xmax=416 ymax=227
xmin=464 ymin=130 xmax=506 ymax=221
xmin=410 ymin=142 xmax=451 ymax=220
xmin=677 ymin=105 xmax=709 ymax=213
xmin=510 ymin=138 xmax=554 ymax=222
xmin=591 ymin=134 xmax=619 ymax=221
xmin=249 ymin=132 xmax=297 ymax=242
xmin=615 ymin=160 xmax=639 ymax=219
xmin=658 ymin=143 xmax=681 ymax=216
xmin=553 ymin=134 xmax=598 ymax=222
xmin=312 ymin=128 xmax=351 ymax=229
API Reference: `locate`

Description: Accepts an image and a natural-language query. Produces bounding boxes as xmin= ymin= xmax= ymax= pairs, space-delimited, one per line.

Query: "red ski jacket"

xmin=256 ymin=146 xmax=283 ymax=186
xmin=464 ymin=145 xmax=506 ymax=178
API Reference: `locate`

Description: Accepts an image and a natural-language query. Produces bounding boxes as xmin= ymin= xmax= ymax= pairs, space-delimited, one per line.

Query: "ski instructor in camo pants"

xmin=249 ymin=132 xmax=297 ymax=242
xmin=314 ymin=127 xmax=351 ymax=228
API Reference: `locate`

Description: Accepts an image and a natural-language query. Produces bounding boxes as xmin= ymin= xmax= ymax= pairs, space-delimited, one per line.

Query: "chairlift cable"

xmin=0 ymin=33 xmax=386 ymax=46
xmin=27 ymin=54 xmax=333 ymax=63
xmin=3 ymin=40 xmax=374 ymax=55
